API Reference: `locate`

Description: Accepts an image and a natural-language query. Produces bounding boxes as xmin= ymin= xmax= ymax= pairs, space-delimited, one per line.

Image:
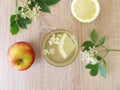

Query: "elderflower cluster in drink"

xmin=20 ymin=0 xmax=41 ymax=19
xmin=43 ymin=48 xmax=55 ymax=55
xmin=49 ymin=34 xmax=63 ymax=45
xmin=80 ymin=46 xmax=98 ymax=65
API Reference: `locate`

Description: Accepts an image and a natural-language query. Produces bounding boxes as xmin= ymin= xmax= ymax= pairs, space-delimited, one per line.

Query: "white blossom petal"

xmin=80 ymin=46 xmax=98 ymax=65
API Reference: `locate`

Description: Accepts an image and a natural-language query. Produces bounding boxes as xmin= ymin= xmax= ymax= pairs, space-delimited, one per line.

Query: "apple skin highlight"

xmin=7 ymin=42 xmax=35 ymax=71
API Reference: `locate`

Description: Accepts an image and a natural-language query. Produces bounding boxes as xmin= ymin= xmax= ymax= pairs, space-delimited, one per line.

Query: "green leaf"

xmin=37 ymin=0 xmax=50 ymax=13
xmin=96 ymin=55 xmax=107 ymax=67
xmin=82 ymin=41 xmax=94 ymax=51
xmin=10 ymin=15 xmax=16 ymax=24
xmin=82 ymin=41 xmax=94 ymax=46
xmin=44 ymin=0 xmax=60 ymax=5
xmin=99 ymin=36 xmax=106 ymax=45
xmin=25 ymin=18 xmax=32 ymax=24
xmin=17 ymin=16 xmax=28 ymax=29
xmin=90 ymin=64 xmax=99 ymax=76
xmin=96 ymin=55 xmax=102 ymax=61
xmin=99 ymin=64 xmax=106 ymax=78
xmin=17 ymin=19 xmax=27 ymax=29
xmin=90 ymin=29 xmax=98 ymax=42
xmin=85 ymin=63 xmax=93 ymax=69
xmin=10 ymin=21 xmax=19 ymax=35
xmin=28 ymin=1 xmax=36 ymax=9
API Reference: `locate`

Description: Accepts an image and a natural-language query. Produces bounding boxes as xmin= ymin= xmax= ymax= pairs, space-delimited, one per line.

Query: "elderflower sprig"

xmin=10 ymin=0 xmax=60 ymax=35
xmin=81 ymin=29 xmax=120 ymax=78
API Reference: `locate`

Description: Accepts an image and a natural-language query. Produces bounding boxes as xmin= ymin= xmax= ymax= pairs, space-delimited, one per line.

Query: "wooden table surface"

xmin=1 ymin=0 xmax=120 ymax=90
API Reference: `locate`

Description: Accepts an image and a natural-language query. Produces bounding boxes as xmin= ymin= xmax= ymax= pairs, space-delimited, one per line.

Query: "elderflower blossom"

xmin=49 ymin=34 xmax=61 ymax=45
xmin=43 ymin=48 xmax=55 ymax=55
xmin=20 ymin=1 xmax=41 ymax=19
xmin=80 ymin=46 xmax=98 ymax=65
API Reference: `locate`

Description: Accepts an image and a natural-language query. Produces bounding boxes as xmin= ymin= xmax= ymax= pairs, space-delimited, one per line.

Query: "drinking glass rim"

xmin=41 ymin=29 xmax=79 ymax=67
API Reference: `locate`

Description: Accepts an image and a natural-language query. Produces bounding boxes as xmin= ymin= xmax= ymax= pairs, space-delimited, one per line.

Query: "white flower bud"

xmin=80 ymin=46 xmax=98 ymax=65
xmin=27 ymin=1 xmax=31 ymax=5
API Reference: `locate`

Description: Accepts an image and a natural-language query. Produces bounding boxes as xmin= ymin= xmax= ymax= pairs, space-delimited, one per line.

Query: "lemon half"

xmin=71 ymin=0 xmax=100 ymax=23
xmin=59 ymin=33 xmax=75 ymax=59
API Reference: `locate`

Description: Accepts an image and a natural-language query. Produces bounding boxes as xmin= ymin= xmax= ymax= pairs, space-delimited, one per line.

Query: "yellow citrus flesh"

xmin=59 ymin=33 xmax=75 ymax=59
xmin=71 ymin=0 xmax=100 ymax=23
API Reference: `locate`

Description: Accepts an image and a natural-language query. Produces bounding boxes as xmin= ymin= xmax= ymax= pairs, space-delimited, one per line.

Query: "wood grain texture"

xmin=0 ymin=0 xmax=120 ymax=90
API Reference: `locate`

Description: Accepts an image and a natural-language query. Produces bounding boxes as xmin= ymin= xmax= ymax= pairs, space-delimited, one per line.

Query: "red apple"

xmin=7 ymin=42 xmax=35 ymax=71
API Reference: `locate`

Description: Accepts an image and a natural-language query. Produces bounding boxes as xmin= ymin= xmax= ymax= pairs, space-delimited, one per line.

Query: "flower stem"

xmin=101 ymin=45 xmax=120 ymax=52
xmin=101 ymin=45 xmax=108 ymax=50
xmin=108 ymin=49 xmax=120 ymax=52
xmin=100 ymin=45 xmax=120 ymax=58
xmin=16 ymin=0 xmax=18 ymax=7
xmin=103 ymin=50 xmax=109 ymax=58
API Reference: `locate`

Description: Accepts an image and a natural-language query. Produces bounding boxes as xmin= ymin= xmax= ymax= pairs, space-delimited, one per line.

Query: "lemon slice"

xmin=59 ymin=33 xmax=75 ymax=59
xmin=71 ymin=0 xmax=100 ymax=23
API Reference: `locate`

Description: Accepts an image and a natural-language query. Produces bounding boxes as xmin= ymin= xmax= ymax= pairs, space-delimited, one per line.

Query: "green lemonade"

xmin=42 ymin=29 xmax=79 ymax=66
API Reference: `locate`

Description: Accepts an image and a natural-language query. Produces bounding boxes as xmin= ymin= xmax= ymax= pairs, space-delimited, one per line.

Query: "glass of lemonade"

xmin=42 ymin=29 xmax=79 ymax=67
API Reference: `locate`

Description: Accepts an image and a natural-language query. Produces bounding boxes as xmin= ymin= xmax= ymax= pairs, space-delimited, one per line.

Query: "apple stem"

xmin=17 ymin=59 xmax=23 ymax=65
